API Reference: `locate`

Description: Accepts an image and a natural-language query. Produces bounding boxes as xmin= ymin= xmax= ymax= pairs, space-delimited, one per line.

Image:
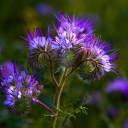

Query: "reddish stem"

xmin=36 ymin=99 xmax=54 ymax=114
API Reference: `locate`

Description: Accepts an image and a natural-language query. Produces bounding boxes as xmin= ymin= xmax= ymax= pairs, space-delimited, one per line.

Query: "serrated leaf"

xmin=42 ymin=114 xmax=56 ymax=118
xmin=62 ymin=115 xmax=70 ymax=126
xmin=84 ymin=91 xmax=91 ymax=103
xmin=62 ymin=99 xmax=80 ymax=112
xmin=41 ymin=114 xmax=56 ymax=121
xmin=82 ymin=109 xmax=88 ymax=115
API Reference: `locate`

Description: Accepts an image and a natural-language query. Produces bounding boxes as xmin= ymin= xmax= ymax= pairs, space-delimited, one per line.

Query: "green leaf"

xmin=41 ymin=93 xmax=90 ymax=126
xmin=42 ymin=114 xmax=56 ymax=118
xmin=84 ymin=91 xmax=91 ymax=103
xmin=62 ymin=99 xmax=80 ymax=112
xmin=41 ymin=114 xmax=56 ymax=121
xmin=62 ymin=115 xmax=70 ymax=126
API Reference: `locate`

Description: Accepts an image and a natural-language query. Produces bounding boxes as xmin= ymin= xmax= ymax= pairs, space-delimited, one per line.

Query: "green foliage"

xmin=41 ymin=92 xmax=90 ymax=126
xmin=62 ymin=115 xmax=71 ymax=126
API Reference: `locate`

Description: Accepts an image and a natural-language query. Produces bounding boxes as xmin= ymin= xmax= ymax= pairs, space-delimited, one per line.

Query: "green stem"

xmin=101 ymin=113 xmax=114 ymax=128
xmin=50 ymin=67 xmax=68 ymax=128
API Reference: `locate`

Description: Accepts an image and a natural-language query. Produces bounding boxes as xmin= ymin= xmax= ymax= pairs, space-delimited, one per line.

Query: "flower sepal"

xmin=8 ymin=97 xmax=31 ymax=117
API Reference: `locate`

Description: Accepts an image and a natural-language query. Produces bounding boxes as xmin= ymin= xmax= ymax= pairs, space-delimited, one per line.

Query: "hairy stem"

xmin=101 ymin=113 xmax=114 ymax=128
xmin=36 ymin=99 xmax=54 ymax=114
xmin=52 ymin=73 xmax=59 ymax=88
xmin=50 ymin=67 xmax=68 ymax=128
xmin=43 ymin=51 xmax=59 ymax=87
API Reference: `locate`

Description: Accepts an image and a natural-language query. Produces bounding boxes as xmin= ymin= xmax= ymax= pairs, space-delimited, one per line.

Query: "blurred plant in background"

xmin=0 ymin=0 xmax=128 ymax=128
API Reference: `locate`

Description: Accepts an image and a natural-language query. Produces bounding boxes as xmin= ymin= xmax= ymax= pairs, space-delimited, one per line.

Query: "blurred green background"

xmin=0 ymin=0 xmax=128 ymax=128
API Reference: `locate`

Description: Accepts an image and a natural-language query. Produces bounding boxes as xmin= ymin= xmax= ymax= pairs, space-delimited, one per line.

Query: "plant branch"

xmin=43 ymin=51 xmax=59 ymax=87
xmin=36 ymin=99 xmax=54 ymax=114
xmin=51 ymin=73 xmax=59 ymax=88
xmin=50 ymin=67 xmax=68 ymax=128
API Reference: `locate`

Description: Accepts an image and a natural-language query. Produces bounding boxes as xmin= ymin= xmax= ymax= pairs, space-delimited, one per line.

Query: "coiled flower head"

xmin=52 ymin=14 xmax=93 ymax=67
xmin=77 ymin=37 xmax=118 ymax=80
xmin=0 ymin=63 xmax=43 ymax=116
xmin=24 ymin=28 xmax=60 ymax=73
xmin=22 ymin=13 xmax=118 ymax=80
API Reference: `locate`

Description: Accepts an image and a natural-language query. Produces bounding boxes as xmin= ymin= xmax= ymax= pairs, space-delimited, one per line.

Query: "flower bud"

xmin=37 ymin=85 xmax=43 ymax=90
xmin=33 ymin=90 xmax=40 ymax=96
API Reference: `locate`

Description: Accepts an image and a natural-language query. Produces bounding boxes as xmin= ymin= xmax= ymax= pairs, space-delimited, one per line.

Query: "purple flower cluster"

xmin=52 ymin=14 xmax=92 ymax=51
xmin=123 ymin=117 xmax=128 ymax=128
xmin=0 ymin=63 xmax=43 ymax=116
xmin=82 ymin=38 xmax=117 ymax=72
xmin=106 ymin=106 xmax=119 ymax=117
xmin=24 ymin=13 xmax=118 ymax=79
xmin=26 ymin=28 xmax=52 ymax=50
xmin=0 ymin=13 xmax=119 ymax=118
xmin=106 ymin=79 xmax=128 ymax=97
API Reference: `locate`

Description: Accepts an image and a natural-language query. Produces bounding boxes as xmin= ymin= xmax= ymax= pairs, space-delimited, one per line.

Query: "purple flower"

xmin=106 ymin=79 xmax=128 ymax=97
xmin=82 ymin=38 xmax=118 ymax=72
xmin=33 ymin=90 xmax=40 ymax=96
xmin=23 ymin=28 xmax=59 ymax=71
xmin=25 ymin=28 xmax=52 ymax=50
xmin=123 ymin=117 xmax=128 ymax=128
xmin=30 ymin=98 xmax=37 ymax=104
xmin=0 ymin=62 xmax=14 ymax=74
xmin=77 ymin=36 xmax=118 ymax=80
xmin=52 ymin=13 xmax=118 ymax=77
xmin=52 ymin=13 xmax=93 ymax=51
xmin=106 ymin=106 xmax=119 ymax=117
xmin=0 ymin=63 xmax=43 ymax=116
xmin=22 ymin=13 xmax=118 ymax=78
xmin=26 ymin=89 xmax=32 ymax=97
xmin=4 ymin=95 xmax=15 ymax=107
xmin=35 ymin=2 xmax=55 ymax=16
